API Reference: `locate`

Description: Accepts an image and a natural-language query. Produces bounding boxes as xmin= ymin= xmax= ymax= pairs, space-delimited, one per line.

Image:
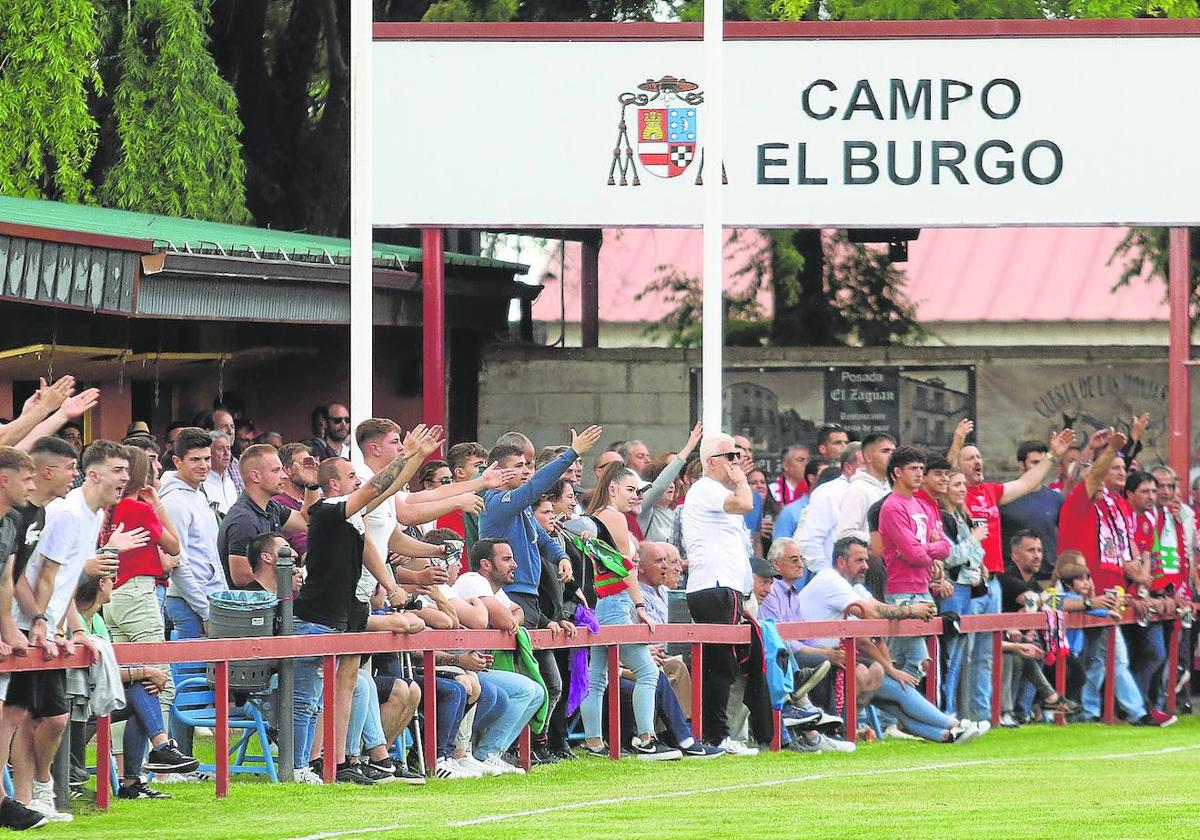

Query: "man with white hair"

xmin=681 ymin=433 xmax=773 ymax=754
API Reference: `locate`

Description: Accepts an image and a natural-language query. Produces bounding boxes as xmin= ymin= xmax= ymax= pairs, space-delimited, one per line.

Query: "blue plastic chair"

xmin=170 ymin=677 xmax=278 ymax=783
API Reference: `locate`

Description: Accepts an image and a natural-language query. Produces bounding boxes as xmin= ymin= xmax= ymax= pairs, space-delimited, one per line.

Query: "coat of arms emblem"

xmin=609 ymin=76 xmax=717 ymax=187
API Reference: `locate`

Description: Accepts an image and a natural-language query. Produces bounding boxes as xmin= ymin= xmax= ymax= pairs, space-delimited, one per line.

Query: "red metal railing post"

xmin=518 ymin=726 xmax=532 ymax=770
xmin=607 ymin=645 xmax=621 ymax=760
xmin=1054 ymin=644 xmax=1067 ymax=726
xmin=422 ymin=651 xmax=438 ymax=775
xmin=1102 ymin=625 xmax=1116 ymax=724
xmin=842 ymin=637 xmax=857 ymax=744
xmin=990 ymin=631 xmax=1002 ymax=726
xmin=1166 ymin=618 xmax=1182 ymax=716
xmin=771 ymin=709 xmax=782 ymax=752
xmin=95 ymin=714 xmax=111 ymax=811
xmin=214 ymin=660 xmax=230 ymax=798
xmin=925 ymin=634 xmax=939 ymax=705
xmin=690 ymin=642 xmax=704 ymax=742
xmin=322 ymin=654 xmax=337 ymax=783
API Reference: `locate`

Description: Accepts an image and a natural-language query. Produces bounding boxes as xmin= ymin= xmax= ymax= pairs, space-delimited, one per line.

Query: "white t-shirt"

xmin=16 ymin=487 xmax=104 ymax=631
xmin=680 ymin=476 xmax=752 ymax=594
xmin=356 ymin=463 xmax=405 ymax=603
xmin=794 ymin=568 xmax=872 ymax=649
xmin=452 ymin=572 xmax=514 ymax=608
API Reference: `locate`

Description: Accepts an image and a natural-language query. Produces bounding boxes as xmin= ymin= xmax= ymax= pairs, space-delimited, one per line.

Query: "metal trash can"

xmin=206 ymin=590 xmax=279 ymax=692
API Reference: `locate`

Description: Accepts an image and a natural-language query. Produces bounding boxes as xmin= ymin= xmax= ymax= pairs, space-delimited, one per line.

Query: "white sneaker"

xmin=810 ymin=733 xmax=856 ymax=753
xmin=151 ymin=770 xmax=211 ymax=783
xmin=883 ymin=724 xmax=922 ymax=741
xmin=950 ymin=720 xmax=983 ymax=744
xmin=26 ymin=784 xmax=72 ymax=824
xmin=455 ymin=754 xmax=501 ymax=777
xmin=293 ymin=767 xmax=324 ymax=785
xmin=718 ymin=737 xmax=759 ymax=756
xmin=435 ymin=756 xmax=479 ymax=780
xmin=480 ymin=754 xmax=525 ymax=776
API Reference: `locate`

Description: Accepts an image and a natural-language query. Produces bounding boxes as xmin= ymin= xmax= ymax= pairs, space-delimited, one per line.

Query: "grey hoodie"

xmin=160 ymin=471 xmax=227 ymax=621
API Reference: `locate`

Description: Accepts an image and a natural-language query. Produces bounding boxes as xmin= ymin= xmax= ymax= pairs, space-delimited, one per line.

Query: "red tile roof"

xmin=530 ymin=227 xmax=1163 ymax=325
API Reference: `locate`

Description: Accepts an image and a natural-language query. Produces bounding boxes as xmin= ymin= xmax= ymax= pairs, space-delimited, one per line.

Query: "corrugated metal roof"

xmin=0 ymin=195 xmax=528 ymax=273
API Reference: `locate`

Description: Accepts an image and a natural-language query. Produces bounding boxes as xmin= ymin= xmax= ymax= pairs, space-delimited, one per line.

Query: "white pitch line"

xmin=286 ymin=743 xmax=1199 ymax=839
xmin=447 ymin=744 xmax=1200 ymax=828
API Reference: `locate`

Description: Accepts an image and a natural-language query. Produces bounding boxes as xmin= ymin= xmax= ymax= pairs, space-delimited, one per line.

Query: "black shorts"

xmin=374 ymin=674 xmax=402 ymax=704
xmin=347 ymin=600 xmax=369 ymax=634
xmin=6 ymin=668 xmax=69 ymax=719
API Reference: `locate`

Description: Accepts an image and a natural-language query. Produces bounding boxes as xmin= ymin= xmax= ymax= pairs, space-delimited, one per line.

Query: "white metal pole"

xmin=349 ymin=0 xmax=374 ymax=428
xmin=701 ymin=0 xmax=724 ymax=432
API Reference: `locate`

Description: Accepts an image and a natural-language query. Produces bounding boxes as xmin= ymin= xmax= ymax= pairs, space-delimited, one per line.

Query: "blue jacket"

xmin=480 ymin=448 xmax=574 ymax=596
xmin=759 ymin=619 xmax=795 ymax=710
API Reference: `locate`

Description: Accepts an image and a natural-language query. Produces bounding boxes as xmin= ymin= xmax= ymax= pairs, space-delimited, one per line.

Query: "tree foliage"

xmin=101 ymin=0 xmax=250 ymax=222
xmin=0 ymin=0 xmax=103 ymax=202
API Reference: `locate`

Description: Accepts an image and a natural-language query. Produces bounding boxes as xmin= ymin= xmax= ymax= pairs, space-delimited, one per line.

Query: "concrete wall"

xmin=479 ymin=344 xmax=1193 ymax=481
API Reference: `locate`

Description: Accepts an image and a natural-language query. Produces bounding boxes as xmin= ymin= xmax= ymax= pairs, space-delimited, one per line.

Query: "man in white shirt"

xmin=9 ymin=440 xmax=149 ymax=821
xmin=797 ymin=537 xmax=984 ymax=743
xmin=799 ymin=443 xmax=862 ymax=571
xmin=835 ymin=433 xmax=896 ymax=543
xmin=451 ymin=538 xmax=543 ymax=776
xmin=681 ymin=433 xmax=774 ymax=754
xmin=202 ymin=431 xmax=239 ymax=514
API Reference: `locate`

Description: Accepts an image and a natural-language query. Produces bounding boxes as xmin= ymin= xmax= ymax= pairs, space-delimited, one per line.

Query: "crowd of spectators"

xmin=0 ymin=380 xmax=1193 ymax=828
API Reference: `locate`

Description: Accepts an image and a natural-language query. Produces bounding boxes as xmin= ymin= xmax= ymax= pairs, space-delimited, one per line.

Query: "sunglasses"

xmin=298 ymin=457 xmax=319 ymax=467
xmin=711 ymin=452 xmax=740 ymax=462
xmin=436 ymin=477 xmax=453 ymax=485
xmin=329 ymin=416 xmax=350 ymax=424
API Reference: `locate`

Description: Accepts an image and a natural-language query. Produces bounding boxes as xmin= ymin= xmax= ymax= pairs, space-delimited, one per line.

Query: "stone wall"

xmin=478 ymin=344 xmax=1189 ymax=480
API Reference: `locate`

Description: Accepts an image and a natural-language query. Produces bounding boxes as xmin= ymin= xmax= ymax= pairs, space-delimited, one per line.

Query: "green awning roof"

xmin=0 ymin=195 xmax=527 ymax=273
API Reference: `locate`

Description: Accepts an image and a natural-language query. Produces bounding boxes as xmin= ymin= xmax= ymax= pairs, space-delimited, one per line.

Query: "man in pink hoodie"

xmin=879 ymin=446 xmax=950 ymax=678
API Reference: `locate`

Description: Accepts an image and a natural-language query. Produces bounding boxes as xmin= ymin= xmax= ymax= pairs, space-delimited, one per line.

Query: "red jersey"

xmin=1058 ymin=484 xmax=1133 ymax=593
xmin=964 ymin=482 xmax=1005 ymax=574
xmin=102 ymin=498 xmax=165 ymax=589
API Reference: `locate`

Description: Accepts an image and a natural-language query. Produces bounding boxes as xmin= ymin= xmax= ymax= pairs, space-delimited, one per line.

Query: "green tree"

xmin=0 ymin=0 xmax=103 ymax=202
xmin=100 ymin=0 xmax=249 ymax=222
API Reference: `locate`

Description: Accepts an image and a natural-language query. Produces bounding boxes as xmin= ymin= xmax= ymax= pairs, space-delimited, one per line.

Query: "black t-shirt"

xmin=998 ymin=565 xmax=1041 ymax=613
xmin=12 ymin=502 xmax=46 ymax=583
xmin=217 ymin=493 xmax=290 ymax=589
xmin=293 ymin=499 xmax=363 ymax=631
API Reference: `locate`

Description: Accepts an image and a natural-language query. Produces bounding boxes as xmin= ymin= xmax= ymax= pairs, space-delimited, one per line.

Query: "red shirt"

xmin=104 ymin=498 xmax=165 ymax=589
xmin=271 ymin=493 xmax=309 ymax=558
xmin=964 ymin=482 xmax=1005 ymax=574
xmin=1058 ymin=484 xmax=1132 ymax=593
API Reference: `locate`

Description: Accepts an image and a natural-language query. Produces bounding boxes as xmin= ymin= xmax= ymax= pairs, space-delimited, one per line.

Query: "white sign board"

xmin=374 ymin=37 xmax=1200 ymax=228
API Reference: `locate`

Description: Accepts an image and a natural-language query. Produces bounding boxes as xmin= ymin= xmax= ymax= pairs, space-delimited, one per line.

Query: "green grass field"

xmin=47 ymin=718 xmax=1200 ymax=839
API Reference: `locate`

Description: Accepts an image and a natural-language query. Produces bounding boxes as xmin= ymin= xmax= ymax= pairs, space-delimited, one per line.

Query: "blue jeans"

xmin=476 ymin=670 xmax=542 ymax=759
xmin=582 ymin=591 xmax=659 ymax=740
xmin=1124 ymin=623 xmax=1166 ymax=709
xmin=346 ymin=670 xmax=386 ymax=757
xmin=619 ymin=670 xmax=690 ymax=745
xmin=964 ymin=578 xmax=1001 ymax=721
xmin=872 ymin=674 xmax=955 ymax=742
xmin=164 ymin=595 xmax=204 ymax=754
xmin=435 ymin=678 xmax=468 ymax=759
xmin=470 ymin=676 xmax=504 ymax=748
xmin=112 ymin=681 xmax=167 ymax=777
xmin=291 ymin=619 xmax=338 ymax=769
xmin=1082 ymin=628 xmax=1147 ymax=721
xmin=940 ymin=583 xmax=973 ymax=718
xmin=885 ymin=592 xmax=934 ymax=678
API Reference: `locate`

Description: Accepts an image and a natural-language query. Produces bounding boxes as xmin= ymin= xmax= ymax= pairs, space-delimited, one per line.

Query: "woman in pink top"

xmin=878 ymin=447 xmax=950 ymax=679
